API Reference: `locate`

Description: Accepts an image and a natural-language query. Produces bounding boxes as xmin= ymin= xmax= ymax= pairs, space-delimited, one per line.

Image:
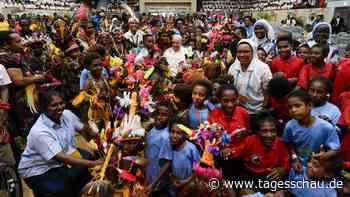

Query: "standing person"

xmin=163 ymin=35 xmax=190 ymax=77
xmin=0 ymin=62 xmax=16 ymax=166
xmin=243 ymin=15 xmax=254 ymax=38
xmin=0 ymin=32 xmax=46 ymax=140
xmin=18 ymin=91 xmax=102 ymax=197
xmin=123 ymin=18 xmax=145 ymax=48
xmin=331 ymin=15 xmax=344 ymax=35
xmin=283 ymin=90 xmax=340 ymax=168
xmin=228 ymin=39 xmax=272 ymax=129
xmin=298 ymin=44 xmax=335 ymax=90
xmin=308 ymin=76 xmax=341 ymax=126
xmin=308 ymin=22 xmax=340 ymax=64
xmin=251 ymin=19 xmax=277 ymax=58
xmin=272 ymin=34 xmax=305 ymax=85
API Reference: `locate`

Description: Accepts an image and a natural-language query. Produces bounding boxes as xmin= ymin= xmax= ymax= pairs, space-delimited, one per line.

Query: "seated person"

xmin=18 ymin=91 xmax=102 ymax=197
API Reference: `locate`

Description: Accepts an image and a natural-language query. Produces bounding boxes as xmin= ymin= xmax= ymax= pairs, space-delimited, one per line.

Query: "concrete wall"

xmin=140 ymin=0 xmax=197 ymax=14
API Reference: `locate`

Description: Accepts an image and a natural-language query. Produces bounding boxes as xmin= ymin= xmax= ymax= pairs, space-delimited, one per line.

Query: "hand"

xmin=34 ymin=74 xmax=46 ymax=82
xmin=220 ymin=148 xmax=234 ymax=160
xmin=312 ymin=144 xmax=327 ymax=161
xmin=292 ymin=159 xmax=303 ymax=174
xmin=92 ymin=159 xmax=104 ymax=167
xmin=267 ymin=167 xmax=286 ymax=181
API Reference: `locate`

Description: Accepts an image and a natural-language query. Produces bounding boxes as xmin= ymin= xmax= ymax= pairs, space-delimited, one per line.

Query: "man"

xmin=123 ymin=18 xmax=145 ymax=48
xmin=243 ymin=15 xmax=253 ymax=38
xmin=331 ymin=15 xmax=344 ymax=34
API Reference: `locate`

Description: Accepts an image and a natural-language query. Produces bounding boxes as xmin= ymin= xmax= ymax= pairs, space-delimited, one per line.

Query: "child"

xmin=187 ymin=80 xmax=213 ymax=129
xmin=83 ymin=52 xmax=112 ymax=129
xmin=169 ymin=118 xmax=200 ymax=196
xmin=144 ymin=101 xmax=173 ymax=185
xmin=208 ymin=84 xmax=250 ymax=142
xmin=257 ymin=47 xmax=267 ymax=63
xmin=224 ymin=111 xmax=290 ymax=180
xmin=309 ymin=76 xmax=341 ymax=126
xmin=287 ymin=154 xmax=342 ymax=197
xmin=296 ymin=43 xmax=310 ymax=64
xmin=283 ymin=90 xmax=340 ymax=170
xmin=272 ymin=34 xmax=304 ymax=85
xmin=298 ymin=44 xmax=335 ymax=90
xmin=268 ymin=76 xmax=294 ymax=126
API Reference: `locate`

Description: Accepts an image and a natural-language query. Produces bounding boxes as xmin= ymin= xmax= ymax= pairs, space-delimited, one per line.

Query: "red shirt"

xmin=233 ymin=135 xmax=290 ymax=175
xmin=332 ymin=60 xmax=350 ymax=105
xmin=270 ymin=96 xmax=290 ymax=122
xmin=298 ymin=63 xmax=334 ymax=90
xmin=208 ymin=106 xmax=250 ymax=144
xmin=271 ymin=56 xmax=304 ymax=79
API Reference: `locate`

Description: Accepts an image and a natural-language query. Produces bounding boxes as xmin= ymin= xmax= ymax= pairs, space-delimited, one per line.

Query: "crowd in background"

xmin=1 ymin=1 xmax=350 ymax=196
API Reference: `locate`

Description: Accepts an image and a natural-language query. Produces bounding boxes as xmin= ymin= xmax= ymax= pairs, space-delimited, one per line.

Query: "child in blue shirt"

xmin=283 ymin=90 xmax=340 ymax=172
xmin=144 ymin=101 xmax=174 ymax=186
xmin=169 ymin=118 xmax=200 ymax=194
xmin=286 ymin=153 xmax=342 ymax=197
xmin=187 ymin=80 xmax=213 ymax=129
xmin=308 ymin=76 xmax=341 ymax=126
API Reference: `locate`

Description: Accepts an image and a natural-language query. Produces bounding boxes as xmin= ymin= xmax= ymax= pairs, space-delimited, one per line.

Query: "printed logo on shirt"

xmin=250 ymin=154 xmax=261 ymax=166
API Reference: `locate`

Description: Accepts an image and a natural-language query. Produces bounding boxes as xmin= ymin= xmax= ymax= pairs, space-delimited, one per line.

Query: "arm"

xmin=6 ymin=68 xmax=45 ymax=87
xmin=148 ymin=160 xmax=171 ymax=190
xmin=54 ymin=151 xmax=101 ymax=168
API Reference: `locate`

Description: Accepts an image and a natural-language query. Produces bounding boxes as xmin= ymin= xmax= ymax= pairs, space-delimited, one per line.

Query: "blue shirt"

xmin=172 ymin=141 xmax=200 ymax=181
xmin=311 ymin=102 xmax=341 ymax=126
xmin=188 ymin=105 xmax=210 ymax=129
xmin=18 ymin=110 xmax=84 ymax=178
xmin=288 ymin=167 xmax=337 ymax=197
xmin=144 ymin=127 xmax=172 ymax=184
xmin=245 ymin=26 xmax=253 ymax=38
xmin=283 ymin=116 xmax=340 ymax=165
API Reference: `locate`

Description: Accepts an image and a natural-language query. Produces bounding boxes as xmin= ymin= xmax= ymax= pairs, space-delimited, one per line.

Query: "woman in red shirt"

xmin=298 ymin=44 xmax=335 ymax=90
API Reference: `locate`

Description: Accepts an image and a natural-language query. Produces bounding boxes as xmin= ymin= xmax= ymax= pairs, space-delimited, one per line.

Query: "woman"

xmin=251 ymin=19 xmax=277 ymax=58
xmin=308 ymin=22 xmax=340 ymax=64
xmin=18 ymin=91 xmax=102 ymax=197
xmin=228 ymin=39 xmax=272 ymax=130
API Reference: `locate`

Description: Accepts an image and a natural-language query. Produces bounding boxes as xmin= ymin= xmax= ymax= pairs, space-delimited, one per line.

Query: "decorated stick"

xmin=99 ymin=144 xmax=115 ymax=181
xmin=129 ymin=92 xmax=138 ymax=117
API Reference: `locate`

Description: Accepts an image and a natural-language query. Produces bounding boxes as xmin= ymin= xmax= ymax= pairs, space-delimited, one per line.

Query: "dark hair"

xmin=268 ymin=76 xmax=294 ymax=98
xmin=38 ymin=90 xmax=62 ymax=112
xmin=217 ymin=84 xmax=238 ymax=98
xmin=143 ymin=34 xmax=154 ymax=41
xmin=288 ymin=89 xmax=312 ymax=105
xmin=156 ymin=100 xmax=175 ymax=115
xmin=169 ymin=116 xmax=189 ymax=133
xmin=236 ymin=27 xmax=247 ymax=38
xmin=192 ymin=79 xmax=212 ymax=98
xmin=323 ymin=154 xmax=343 ymax=178
xmin=257 ymin=47 xmax=267 ymax=55
xmin=276 ymin=33 xmax=292 ymax=45
xmin=213 ymin=75 xmax=234 ymax=85
xmin=243 ymin=15 xmax=253 ymax=22
xmin=309 ymin=76 xmax=332 ymax=93
xmin=0 ymin=31 xmax=10 ymax=46
xmin=256 ymin=110 xmax=277 ymax=131
xmin=83 ymin=51 xmax=101 ymax=67
xmin=311 ymin=43 xmax=329 ymax=58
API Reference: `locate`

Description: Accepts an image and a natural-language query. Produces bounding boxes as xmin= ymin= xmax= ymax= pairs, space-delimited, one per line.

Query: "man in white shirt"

xmin=123 ymin=17 xmax=145 ymax=48
xmin=163 ymin=35 xmax=190 ymax=77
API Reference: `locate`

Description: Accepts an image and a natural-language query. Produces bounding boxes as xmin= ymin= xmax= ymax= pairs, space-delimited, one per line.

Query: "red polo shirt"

xmin=233 ymin=135 xmax=290 ymax=175
xmin=298 ymin=63 xmax=334 ymax=90
xmin=208 ymin=106 xmax=250 ymax=144
xmin=271 ymin=55 xmax=304 ymax=79
xmin=332 ymin=60 xmax=350 ymax=105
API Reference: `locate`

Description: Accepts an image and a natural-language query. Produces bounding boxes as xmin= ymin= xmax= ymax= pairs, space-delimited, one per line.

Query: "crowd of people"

xmin=1 ymin=1 xmax=350 ymax=197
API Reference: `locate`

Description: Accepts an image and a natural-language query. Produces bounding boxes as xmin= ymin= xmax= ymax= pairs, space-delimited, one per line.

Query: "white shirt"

xmin=228 ymin=59 xmax=272 ymax=114
xmin=163 ymin=46 xmax=189 ymax=77
xmin=0 ymin=64 xmax=11 ymax=86
xmin=123 ymin=30 xmax=145 ymax=48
